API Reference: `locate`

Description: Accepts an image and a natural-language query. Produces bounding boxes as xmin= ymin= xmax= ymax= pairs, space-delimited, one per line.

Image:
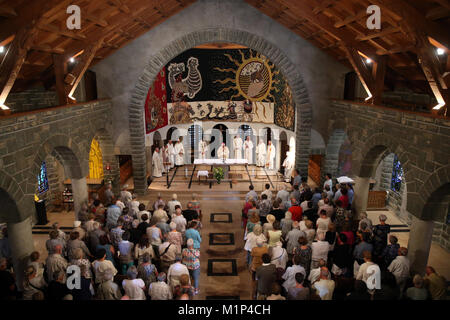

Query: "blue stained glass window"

xmin=37 ymin=162 xmax=49 ymax=194
xmin=391 ymin=155 xmax=403 ymax=192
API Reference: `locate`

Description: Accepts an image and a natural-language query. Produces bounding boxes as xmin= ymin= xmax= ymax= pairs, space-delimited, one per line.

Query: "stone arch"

xmin=27 ymin=134 xmax=88 ymax=190
xmin=0 ymin=170 xmax=30 ymax=223
xmin=356 ymin=133 xmax=410 ymax=180
xmin=414 ymin=165 xmax=450 ymax=221
xmin=129 ymin=28 xmax=313 ymax=194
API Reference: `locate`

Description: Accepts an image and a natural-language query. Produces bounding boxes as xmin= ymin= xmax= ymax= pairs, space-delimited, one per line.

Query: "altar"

xmin=189 ymin=159 xmax=252 ymax=189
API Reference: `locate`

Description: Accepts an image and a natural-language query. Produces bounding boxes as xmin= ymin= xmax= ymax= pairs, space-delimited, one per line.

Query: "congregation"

xmin=0 ymin=172 xmax=447 ymax=301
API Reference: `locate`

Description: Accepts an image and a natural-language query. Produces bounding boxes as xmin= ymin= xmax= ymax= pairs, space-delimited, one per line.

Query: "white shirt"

xmin=167 ymin=200 xmax=181 ymax=216
xmin=172 ymin=214 xmax=187 ymax=233
xmin=282 ymin=265 xmax=306 ymax=291
xmin=122 ymin=278 xmax=146 ymax=300
xmin=167 ymin=262 xmax=190 ymax=288
xmin=261 ymin=189 xmax=273 ymax=202
xmin=311 ymin=241 xmax=330 ymax=262
xmin=388 ymin=256 xmax=410 ymax=280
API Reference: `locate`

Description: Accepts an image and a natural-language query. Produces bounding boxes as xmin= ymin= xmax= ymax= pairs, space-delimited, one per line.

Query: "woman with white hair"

xmin=270 ymin=241 xmax=288 ymax=271
xmin=406 ymin=274 xmax=428 ymax=300
xmin=96 ymin=269 xmax=122 ymax=300
xmin=69 ymin=247 xmax=92 ymax=279
xmin=311 ymin=232 xmax=330 ymax=269
xmin=167 ymin=193 xmax=181 ymax=216
xmin=244 ymin=224 xmax=267 ymax=266
xmin=280 ymin=211 xmax=293 ymax=238
xmin=182 ymin=238 xmax=201 ymax=295
xmin=167 ymin=222 xmax=183 ymax=254
xmin=122 ymin=265 xmax=146 ymax=300
xmin=23 ymin=265 xmax=47 ymax=300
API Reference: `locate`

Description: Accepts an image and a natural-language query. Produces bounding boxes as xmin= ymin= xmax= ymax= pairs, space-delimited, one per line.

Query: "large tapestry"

xmin=145 ymin=67 xmax=168 ymax=134
xmin=145 ymin=49 xmax=295 ymax=131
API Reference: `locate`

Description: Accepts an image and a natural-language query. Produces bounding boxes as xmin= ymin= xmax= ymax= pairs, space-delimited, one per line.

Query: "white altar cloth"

xmin=193 ymin=159 xmax=249 ymax=165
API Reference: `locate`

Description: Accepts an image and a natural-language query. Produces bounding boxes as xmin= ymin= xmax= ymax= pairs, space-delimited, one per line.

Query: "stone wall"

xmin=326 ymin=100 xmax=450 ymax=224
xmin=0 ymin=100 xmax=116 ymax=223
xmin=5 ymin=88 xmax=58 ymax=114
xmin=91 ymin=0 xmax=348 ymax=193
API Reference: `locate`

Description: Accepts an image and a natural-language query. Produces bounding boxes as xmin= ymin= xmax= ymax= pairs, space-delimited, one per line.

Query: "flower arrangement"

xmin=213 ymin=167 xmax=224 ymax=184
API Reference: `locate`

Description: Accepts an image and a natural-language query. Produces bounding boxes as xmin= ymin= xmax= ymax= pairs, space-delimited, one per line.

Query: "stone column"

xmin=407 ymin=215 xmax=434 ymax=276
xmin=7 ymin=216 xmax=34 ymax=292
xmin=71 ymin=177 xmax=88 ymax=220
xmin=353 ymin=176 xmax=370 ymax=219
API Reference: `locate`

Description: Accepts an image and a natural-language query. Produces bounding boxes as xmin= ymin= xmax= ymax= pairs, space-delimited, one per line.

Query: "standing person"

xmin=152 ymin=147 xmax=163 ymax=178
xmin=174 ymin=139 xmax=185 ymax=167
xmin=167 ymin=194 xmax=181 ymax=217
xmin=45 ymin=245 xmax=68 ymax=282
xmin=265 ymin=140 xmax=276 ymax=170
xmin=285 ymin=221 xmax=305 ymax=260
xmin=323 ymin=173 xmax=333 ymax=190
xmin=372 ymin=214 xmax=390 ymax=265
xmin=246 ymin=185 xmax=258 ymax=202
xmin=149 ymin=273 xmax=173 ymax=300
xmin=217 ymin=142 xmax=230 ymax=160
xmin=104 ymin=183 xmax=115 ymax=206
xmin=120 ymin=185 xmax=132 ymax=208
xmin=387 ymin=247 xmax=410 ymax=298
xmin=199 ymin=139 xmax=208 ymax=160
xmin=122 ymin=266 xmax=146 ymax=300
xmin=185 ymin=221 xmax=202 ymax=249
xmin=96 ymin=269 xmax=122 ymax=300
xmin=424 ymin=266 xmax=447 ymax=300
xmin=282 ymin=255 xmax=306 ymax=293
xmin=282 ymin=151 xmax=294 ymax=183
xmin=261 ymin=183 xmax=273 ymax=202
xmin=168 ymin=140 xmax=176 ymax=169
xmin=255 ymin=254 xmax=277 ymax=299
xmin=182 ymin=239 xmax=201 ymax=295
xmin=292 ymin=169 xmax=302 ymax=187
xmin=162 ymin=143 xmax=170 ymax=174
xmin=243 ymin=136 xmax=254 ymax=164
xmin=233 ymin=135 xmax=243 ymax=159
xmin=312 ymin=268 xmax=335 ymax=300
xmin=256 ymin=140 xmax=266 ymax=167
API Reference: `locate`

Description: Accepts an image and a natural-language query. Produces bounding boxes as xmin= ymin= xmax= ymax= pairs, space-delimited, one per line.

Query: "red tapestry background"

xmin=144 ymin=67 xmax=167 ymax=134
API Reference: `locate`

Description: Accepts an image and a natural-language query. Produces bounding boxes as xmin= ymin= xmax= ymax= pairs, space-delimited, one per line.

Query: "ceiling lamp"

xmin=366 ymin=58 xmax=372 ymax=64
xmin=0 ymin=46 xmax=4 ymax=53
xmin=69 ymin=57 xmax=75 ymax=63
xmin=437 ymin=48 xmax=445 ymax=55
xmin=0 ymin=104 xmax=10 ymax=110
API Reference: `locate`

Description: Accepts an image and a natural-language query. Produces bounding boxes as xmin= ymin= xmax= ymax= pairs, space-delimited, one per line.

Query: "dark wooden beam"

xmin=52 ymin=54 xmax=68 ymax=105
xmin=373 ymin=55 xmax=388 ymax=105
xmin=344 ymin=46 xmax=374 ymax=99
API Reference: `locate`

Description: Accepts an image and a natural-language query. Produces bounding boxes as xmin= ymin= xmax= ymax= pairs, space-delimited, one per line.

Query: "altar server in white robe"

xmin=233 ymin=136 xmax=243 ymax=159
xmin=168 ymin=140 xmax=176 ymax=169
xmin=199 ymin=139 xmax=208 ymax=160
xmin=256 ymin=140 xmax=266 ymax=167
xmin=282 ymin=150 xmax=294 ymax=182
xmin=152 ymin=147 xmax=163 ymax=177
xmin=243 ymin=136 xmax=253 ymax=164
xmin=265 ymin=140 xmax=276 ymax=170
xmin=161 ymin=144 xmax=169 ymax=174
xmin=217 ymin=142 xmax=230 ymax=160
xmin=174 ymin=139 xmax=185 ymax=166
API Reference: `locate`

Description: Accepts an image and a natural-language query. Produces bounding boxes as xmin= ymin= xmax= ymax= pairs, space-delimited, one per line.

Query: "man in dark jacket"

xmin=255 ymin=254 xmax=277 ymax=299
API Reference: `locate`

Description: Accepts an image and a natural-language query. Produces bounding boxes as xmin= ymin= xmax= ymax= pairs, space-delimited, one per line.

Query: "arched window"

xmin=391 ymin=155 xmax=403 ymax=192
xmin=37 ymin=162 xmax=49 ymax=194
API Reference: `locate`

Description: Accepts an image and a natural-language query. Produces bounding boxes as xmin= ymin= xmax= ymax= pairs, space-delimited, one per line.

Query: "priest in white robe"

xmin=199 ymin=140 xmax=208 ymax=160
xmin=282 ymin=151 xmax=294 ymax=182
xmin=152 ymin=147 xmax=163 ymax=177
xmin=168 ymin=140 xmax=176 ymax=169
xmin=233 ymin=136 xmax=243 ymax=159
xmin=265 ymin=140 xmax=276 ymax=170
xmin=161 ymin=144 xmax=169 ymax=174
xmin=256 ymin=140 xmax=266 ymax=167
xmin=174 ymin=139 xmax=185 ymax=166
xmin=243 ymin=136 xmax=253 ymax=164
xmin=217 ymin=142 xmax=230 ymax=160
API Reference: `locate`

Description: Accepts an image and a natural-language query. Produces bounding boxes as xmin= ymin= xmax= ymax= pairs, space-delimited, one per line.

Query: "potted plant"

xmin=213 ymin=167 xmax=224 ymax=184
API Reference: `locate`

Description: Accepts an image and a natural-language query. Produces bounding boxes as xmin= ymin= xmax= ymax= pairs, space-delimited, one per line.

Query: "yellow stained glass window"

xmin=88 ymin=138 xmax=104 ymax=179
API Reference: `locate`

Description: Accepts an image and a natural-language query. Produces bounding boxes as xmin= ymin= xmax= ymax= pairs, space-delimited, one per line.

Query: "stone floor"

xmin=31 ymin=168 xmax=450 ymax=299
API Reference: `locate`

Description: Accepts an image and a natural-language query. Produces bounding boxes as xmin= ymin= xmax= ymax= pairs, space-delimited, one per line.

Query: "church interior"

xmin=0 ymin=0 xmax=449 ymax=301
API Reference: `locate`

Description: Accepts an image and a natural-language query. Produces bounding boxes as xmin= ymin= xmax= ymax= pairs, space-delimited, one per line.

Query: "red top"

xmin=339 ymin=195 xmax=349 ymax=209
xmin=341 ymin=231 xmax=355 ymax=246
xmin=289 ymin=205 xmax=303 ymax=222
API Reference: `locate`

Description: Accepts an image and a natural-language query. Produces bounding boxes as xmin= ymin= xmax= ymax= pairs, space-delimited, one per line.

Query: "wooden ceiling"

xmin=0 ymin=0 xmax=449 ymax=114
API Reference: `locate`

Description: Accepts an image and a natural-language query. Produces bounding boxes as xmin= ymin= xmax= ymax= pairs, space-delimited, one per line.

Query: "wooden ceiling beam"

xmin=65 ymin=38 xmax=105 ymax=99
xmin=370 ymin=0 xmax=450 ymax=49
xmin=0 ymin=4 xmax=17 ymax=17
xmin=109 ymin=0 xmax=131 ymax=14
xmin=37 ymin=23 xmax=87 ymax=41
xmin=312 ymin=0 xmax=336 ymax=14
xmin=356 ymin=26 xmax=401 ymax=41
xmin=31 ymin=45 xmax=65 ymax=54
xmin=334 ymin=9 xmax=367 ymax=28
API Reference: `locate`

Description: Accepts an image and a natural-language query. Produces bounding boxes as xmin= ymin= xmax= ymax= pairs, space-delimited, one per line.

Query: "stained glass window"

xmin=37 ymin=162 xmax=49 ymax=194
xmin=391 ymin=155 xmax=403 ymax=192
